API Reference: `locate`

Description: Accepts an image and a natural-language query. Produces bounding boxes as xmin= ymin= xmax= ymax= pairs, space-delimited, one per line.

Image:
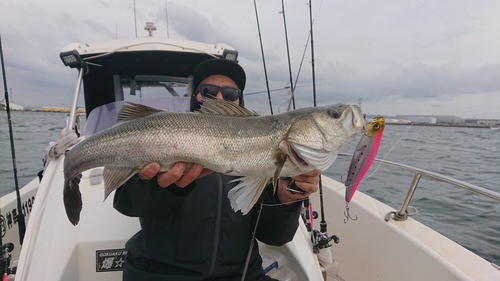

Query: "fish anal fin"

xmin=103 ymin=167 xmax=138 ymax=199
xmin=228 ymin=177 xmax=270 ymax=215
xmin=117 ymin=102 xmax=163 ymax=122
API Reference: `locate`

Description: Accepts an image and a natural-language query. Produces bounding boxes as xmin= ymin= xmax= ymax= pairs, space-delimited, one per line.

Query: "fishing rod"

xmin=246 ymin=84 xmax=328 ymax=96
xmin=285 ymin=7 xmax=313 ymax=112
xmin=0 ymin=34 xmax=26 ymax=246
xmin=280 ymin=0 xmax=296 ymax=110
xmin=307 ymin=0 xmax=339 ymax=254
xmin=253 ymin=0 xmax=273 ymax=115
xmin=242 ymin=3 xmax=276 ymax=280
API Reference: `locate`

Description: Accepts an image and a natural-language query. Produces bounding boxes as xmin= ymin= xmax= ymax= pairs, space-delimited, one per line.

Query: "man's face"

xmin=196 ymin=75 xmax=241 ymax=105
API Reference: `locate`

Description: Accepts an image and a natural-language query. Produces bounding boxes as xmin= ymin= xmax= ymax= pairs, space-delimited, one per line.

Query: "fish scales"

xmin=65 ymin=113 xmax=298 ymax=179
xmin=64 ymin=99 xmax=364 ymax=225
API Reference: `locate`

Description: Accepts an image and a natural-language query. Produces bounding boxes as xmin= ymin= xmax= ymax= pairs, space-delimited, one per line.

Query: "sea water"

xmin=325 ymin=124 xmax=500 ymax=266
xmin=1 ymin=111 xmax=499 ymax=265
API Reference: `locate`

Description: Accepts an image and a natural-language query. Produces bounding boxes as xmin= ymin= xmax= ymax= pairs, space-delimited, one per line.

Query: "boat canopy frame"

xmin=60 ymin=37 xmax=239 ymax=135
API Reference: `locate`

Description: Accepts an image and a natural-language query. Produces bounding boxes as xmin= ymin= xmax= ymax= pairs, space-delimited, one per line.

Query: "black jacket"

xmin=113 ymin=172 xmax=301 ymax=281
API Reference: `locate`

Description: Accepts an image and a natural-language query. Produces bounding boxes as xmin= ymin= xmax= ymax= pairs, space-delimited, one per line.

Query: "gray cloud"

xmin=1 ymin=0 xmax=499 ymax=119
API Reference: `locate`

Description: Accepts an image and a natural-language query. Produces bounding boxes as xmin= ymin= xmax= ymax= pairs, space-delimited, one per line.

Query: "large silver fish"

xmin=64 ymin=98 xmax=364 ymax=225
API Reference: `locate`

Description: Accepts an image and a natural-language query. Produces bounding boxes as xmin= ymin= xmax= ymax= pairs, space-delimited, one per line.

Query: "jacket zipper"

xmin=209 ymin=174 xmax=223 ymax=276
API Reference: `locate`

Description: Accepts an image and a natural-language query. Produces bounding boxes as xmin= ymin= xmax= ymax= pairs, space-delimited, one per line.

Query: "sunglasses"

xmin=197 ymin=84 xmax=241 ymax=102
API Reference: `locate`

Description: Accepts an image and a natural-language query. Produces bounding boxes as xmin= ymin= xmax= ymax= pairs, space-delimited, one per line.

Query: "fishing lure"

xmin=344 ymin=116 xmax=385 ymax=222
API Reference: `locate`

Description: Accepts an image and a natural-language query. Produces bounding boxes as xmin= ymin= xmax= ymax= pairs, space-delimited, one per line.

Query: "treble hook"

xmin=344 ymin=203 xmax=358 ymax=224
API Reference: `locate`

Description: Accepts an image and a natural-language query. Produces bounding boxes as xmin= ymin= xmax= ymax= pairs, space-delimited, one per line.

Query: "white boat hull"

xmin=11 ymin=152 xmax=500 ymax=280
xmin=313 ymin=176 xmax=500 ymax=281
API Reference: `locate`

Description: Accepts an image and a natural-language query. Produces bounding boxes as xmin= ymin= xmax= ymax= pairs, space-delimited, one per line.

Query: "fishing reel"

xmin=311 ymin=223 xmax=339 ymax=254
xmin=311 ymin=229 xmax=339 ymax=254
xmin=1 ymin=243 xmax=15 ymax=275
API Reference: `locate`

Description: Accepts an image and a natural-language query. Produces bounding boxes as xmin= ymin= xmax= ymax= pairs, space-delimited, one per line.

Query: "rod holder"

xmin=386 ymin=173 xmax=421 ymax=221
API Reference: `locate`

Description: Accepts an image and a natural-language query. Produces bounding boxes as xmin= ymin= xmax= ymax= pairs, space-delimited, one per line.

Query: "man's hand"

xmin=139 ymin=162 xmax=213 ymax=188
xmin=276 ymin=169 xmax=320 ymax=205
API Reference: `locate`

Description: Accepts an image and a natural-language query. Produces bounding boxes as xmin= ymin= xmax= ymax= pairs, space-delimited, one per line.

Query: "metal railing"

xmin=338 ymin=153 xmax=500 ymax=221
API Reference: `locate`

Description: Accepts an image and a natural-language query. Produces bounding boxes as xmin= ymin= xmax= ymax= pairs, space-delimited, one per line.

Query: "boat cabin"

xmin=60 ymin=35 xmax=238 ymax=136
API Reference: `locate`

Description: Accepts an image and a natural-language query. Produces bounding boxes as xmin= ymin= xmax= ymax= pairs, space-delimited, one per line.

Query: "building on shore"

xmin=395 ymin=115 xmax=463 ymax=124
xmin=41 ymin=106 xmax=71 ymax=113
xmin=474 ymin=119 xmax=500 ymax=127
xmin=40 ymin=107 xmax=86 ymax=113
xmin=386 ymin=118 xmax=411 ymax=124
xmin=0 ymin=101 xmax=24 ymax=111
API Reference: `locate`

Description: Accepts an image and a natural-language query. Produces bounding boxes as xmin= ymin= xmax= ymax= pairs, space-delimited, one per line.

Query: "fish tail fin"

xmin=63 ymin=173 xmax=83 ymax=225
xmin=228 ymin=177 xmax=270 ymax=215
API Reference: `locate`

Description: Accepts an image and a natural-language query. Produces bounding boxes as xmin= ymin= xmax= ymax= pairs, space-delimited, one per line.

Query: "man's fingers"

xmin=139 ymin=162 xmax=161 ymax=180
xmin=175 ymin=163 xmax=204 ymax=187
xmin=198 ymin=168 xmax=214 ymax=179
xmin=293 ymin=180 xmax=317 ymax=195
xmin=291 ymin=169 xmax=321 ymax=185
xmin=156 ymin=162 xmax=186 ymax=187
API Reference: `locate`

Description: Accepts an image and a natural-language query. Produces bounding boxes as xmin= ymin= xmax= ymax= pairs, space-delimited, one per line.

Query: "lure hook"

xmin=344 ymin=203 xmax=358 ymax=224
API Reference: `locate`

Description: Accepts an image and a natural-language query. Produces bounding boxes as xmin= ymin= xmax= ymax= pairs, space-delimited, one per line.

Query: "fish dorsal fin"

xmin=117 ymin=102 xmax=163 ymax=122
xmin=198 ymin=97 xmax=259 ymax=117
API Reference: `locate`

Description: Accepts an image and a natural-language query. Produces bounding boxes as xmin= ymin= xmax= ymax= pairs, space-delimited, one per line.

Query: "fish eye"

xmin=373 ymin=123 xmax=380 ymax=129
xmin=328 ymin=108 xmax=340 ymax=118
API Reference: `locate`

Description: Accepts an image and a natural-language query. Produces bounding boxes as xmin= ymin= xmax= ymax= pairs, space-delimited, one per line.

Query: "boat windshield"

xmin=84 ymin=96 xmax=190 ymax=137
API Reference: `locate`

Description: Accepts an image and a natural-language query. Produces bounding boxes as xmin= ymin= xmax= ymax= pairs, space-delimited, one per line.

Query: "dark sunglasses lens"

xmin=200 ymin=85 xmax=219 ymax=97
xmin=221 ymin=88 xmax=240 ymax=101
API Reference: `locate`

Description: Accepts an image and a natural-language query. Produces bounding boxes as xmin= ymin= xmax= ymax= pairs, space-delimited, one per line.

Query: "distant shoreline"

xmin=2 ymin=109 xmax=494 ymax=128
xmin=2 ymin=109 xmax=85 ymax=114
xmin=387 ymin=123 xmax=490 ymax=128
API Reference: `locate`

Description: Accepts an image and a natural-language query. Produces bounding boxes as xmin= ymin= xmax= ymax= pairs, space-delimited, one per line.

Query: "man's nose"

xmin=215 ymin=91 xmax=224 ymax=100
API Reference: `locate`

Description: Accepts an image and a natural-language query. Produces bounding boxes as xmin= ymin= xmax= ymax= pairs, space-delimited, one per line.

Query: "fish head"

xmin=286 ymin=104 xmax=365 ymax=171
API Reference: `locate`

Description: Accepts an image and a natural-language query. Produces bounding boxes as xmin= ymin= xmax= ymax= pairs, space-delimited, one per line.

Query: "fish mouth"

xmin=346 ymin=105 xmax=365 ymax=134
xmin=289 ymin=143 xmax=335 ymax=171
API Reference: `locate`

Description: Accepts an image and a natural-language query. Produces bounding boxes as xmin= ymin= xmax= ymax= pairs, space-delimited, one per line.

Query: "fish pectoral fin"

xmin=228 ymin=177 xmax=270 ymax=215
xmin=117 ymin=102 xmax=163 ymax=122
xmin=102 ymin=167 xmax=138 ymax=199
xmin=273 ymin=150 xmax=288 ymax=194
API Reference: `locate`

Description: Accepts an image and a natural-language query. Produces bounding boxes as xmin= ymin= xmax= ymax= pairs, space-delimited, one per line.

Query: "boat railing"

xmin=338 ymin=153 xmax=500 ymax=221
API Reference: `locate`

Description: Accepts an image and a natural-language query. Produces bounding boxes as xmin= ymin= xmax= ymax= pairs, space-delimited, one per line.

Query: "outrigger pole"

xmin=0 ymin=34 xmax=26 ymax=246
xmin=253 ymin=0 xmax=273 ymax=115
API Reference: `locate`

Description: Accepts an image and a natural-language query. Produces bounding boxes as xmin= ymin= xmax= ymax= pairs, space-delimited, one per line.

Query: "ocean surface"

xmin=1 ymin=111 xmax=499 ymax=265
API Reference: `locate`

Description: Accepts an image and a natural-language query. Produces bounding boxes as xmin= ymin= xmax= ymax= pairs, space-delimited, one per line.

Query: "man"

xmin=114 ymin=58 xmax=320 ymax=281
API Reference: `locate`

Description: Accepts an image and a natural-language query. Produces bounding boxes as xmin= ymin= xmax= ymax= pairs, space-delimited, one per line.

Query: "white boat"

xmin=2 ymin=25 xmax=500 ymax=281
xmin=490 ymin=124 xmax=500 ymax=130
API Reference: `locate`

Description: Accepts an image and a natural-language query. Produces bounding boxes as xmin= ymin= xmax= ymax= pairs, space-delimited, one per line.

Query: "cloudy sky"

xmin=1 ymin=0 xmax=499 ymax=119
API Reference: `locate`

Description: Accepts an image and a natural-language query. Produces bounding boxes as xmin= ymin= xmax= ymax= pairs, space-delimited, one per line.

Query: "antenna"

xmin=165 ymin=0 xmax=170 ymax=38
xmin=145 ymin=22 xmax=156 ymax=37
xmin=133 ymin=0 xmax=137 ymax=37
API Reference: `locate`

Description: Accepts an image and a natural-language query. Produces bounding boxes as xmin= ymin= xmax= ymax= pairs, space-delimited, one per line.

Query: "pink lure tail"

xmin=344 ymin=116 xmax=385 ymax=203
